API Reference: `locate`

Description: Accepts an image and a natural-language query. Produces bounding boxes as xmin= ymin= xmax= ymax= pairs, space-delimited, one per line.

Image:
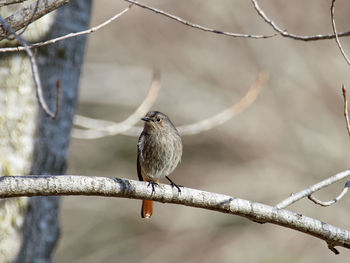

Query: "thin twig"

xmin=0 ymin=175 xmax=349 ymax=254
xmin=276 ymin=169 xmax=350 ymax=209
xmin=178 ymin=71 xmax=268 ymax=135
xmin=124 ymin=0 xmax=276 ymax=39
xmin=330 ymin=0 xmax=350 ymax=65
xmin=0 ymin=15 xmax=59 ymax=118
xmin=308 ymin=181 xmax=349 ymax=207
xmin=342 ymin=85 xmax=350 ymax=136
xmin=251 ymin=0 xmax=350 ymax=41
xmin=53 ymin=80 xmax=62 ymax=119
xmin=72 ymin=69 xmax=161 ymax=139
xmin=0 ymin=6 xmax=131 ymax=53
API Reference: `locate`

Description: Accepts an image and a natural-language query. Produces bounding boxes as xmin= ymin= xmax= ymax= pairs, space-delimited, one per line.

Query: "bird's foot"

xmin=165 ymin=176 xmax=183 ymax=194
xmin=147 ymin=180 xmax=159 ymax=195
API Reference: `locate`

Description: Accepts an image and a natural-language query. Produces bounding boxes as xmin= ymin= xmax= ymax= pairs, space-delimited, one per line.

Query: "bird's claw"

xmin=165 ymin=176 xmax=183 ymax=194
xmin=170 ymin=182 xmax=183 ymax=193
xmin=147 ymin=180 xmax=159 ymax=194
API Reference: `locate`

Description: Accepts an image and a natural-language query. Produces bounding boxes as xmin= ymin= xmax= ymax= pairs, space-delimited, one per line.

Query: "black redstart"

xmin=137 ymin=111 xmax=183 ymax=218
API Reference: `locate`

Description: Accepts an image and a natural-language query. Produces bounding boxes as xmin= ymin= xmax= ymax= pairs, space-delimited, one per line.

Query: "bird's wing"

xmin=137 ymin=150 xmax=143 ymax=181
xmin=137 ymin=132 xmax=144 ymax=181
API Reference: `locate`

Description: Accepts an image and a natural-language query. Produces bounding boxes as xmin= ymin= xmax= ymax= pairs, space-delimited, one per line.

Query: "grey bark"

xmin=0 ymin=0 xmax=28 ymax=8
xmin=0 ymin=3 xmax=55 ymax=262
xmin=0 ymin=175 xmax=349 ymax=255
xmin=0 ymin=1 xmax=91 ymax=261
xmin=14 ymin=2 xmax=93 ymax=262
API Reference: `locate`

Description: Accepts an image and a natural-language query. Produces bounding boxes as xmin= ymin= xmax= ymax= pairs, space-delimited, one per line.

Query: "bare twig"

xmin=308 ymin=181 xmax=349 ymax=207
xmin=342 ymin=85 xmax=350 ymax=136
xmin=0 ymin=0 xmax=69 ymax=41
xmin=0 ymin=175 xmax=348 ymax=254
xmin=0 ymin=15 xmax=59 ymax=118
xmin=251 ymin=0 xmax=350 ymax=41
xmin=178 ymin=71 xmax=268 ymax=135
xmin=0 ymin=6 xmax=131 ymax=53
xmin=124 ymin=0 xmax=276 ymax=39
xmin=72 ymin=70 xmax=161 ymax=139
xmin=330 ymin=0 xmax=350 ymax=65
xmin=53 ymin=80 xmax=62 ymax=119
xmin=276 ymin=169 xmax=350 ymax=209
xmin=306 ymin=87 xmax=350 ymax=209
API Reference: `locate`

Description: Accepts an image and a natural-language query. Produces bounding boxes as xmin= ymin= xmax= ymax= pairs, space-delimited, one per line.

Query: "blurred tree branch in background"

xmin=73 ymin=69 xmax=161 ymax=139
xmin=72 ymin=71 xmax=268 ymax=138
xmin=342 ymin=85 xmax=350 ymax=136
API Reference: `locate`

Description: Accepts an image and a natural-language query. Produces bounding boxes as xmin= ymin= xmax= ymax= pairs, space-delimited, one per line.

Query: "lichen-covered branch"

xmin=0 ymin=175 xmax=349 ymax=254
xmin=0 ymin=0 xmax=69 ymax=40
xmin=0 ymin=0 xmax=27 ymax=7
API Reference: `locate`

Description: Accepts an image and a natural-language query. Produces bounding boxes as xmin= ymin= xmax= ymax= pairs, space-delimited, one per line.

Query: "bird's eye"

xmin=156 ymin=117 xmax=161 ymax=123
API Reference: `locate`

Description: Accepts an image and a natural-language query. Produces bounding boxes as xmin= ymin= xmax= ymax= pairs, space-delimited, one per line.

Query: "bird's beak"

xmin=141 ymin=117 xmax=150 ymax=122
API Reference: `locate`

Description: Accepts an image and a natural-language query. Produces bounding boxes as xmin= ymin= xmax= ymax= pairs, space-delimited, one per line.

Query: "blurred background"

xmin=56 ymin=0 xmax=350 ymax=262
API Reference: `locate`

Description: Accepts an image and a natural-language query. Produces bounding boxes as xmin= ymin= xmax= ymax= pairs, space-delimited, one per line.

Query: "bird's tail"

xmin=141 ymin=200 xmax=153 ymax=218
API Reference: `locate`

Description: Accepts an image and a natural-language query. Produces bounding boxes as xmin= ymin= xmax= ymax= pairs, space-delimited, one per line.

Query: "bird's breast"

xmin=140 ymin=132 xmax=182 ymax=180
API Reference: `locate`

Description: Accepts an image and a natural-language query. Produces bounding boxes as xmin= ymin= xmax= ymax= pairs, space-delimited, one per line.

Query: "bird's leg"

xmin=147 ymin=179 xmax=159 ymax=195
xmin=165 ymin=176 xmax=183 ymax=193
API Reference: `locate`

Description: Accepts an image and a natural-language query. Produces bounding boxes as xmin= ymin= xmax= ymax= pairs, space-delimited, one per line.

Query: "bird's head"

xmin=141 ymin=111 xmax=178 ymax=134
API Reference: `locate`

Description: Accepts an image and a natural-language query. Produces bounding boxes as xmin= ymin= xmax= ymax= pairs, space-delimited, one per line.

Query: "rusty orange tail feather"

xmin=141 ymin=200 xmax=153 ymax=218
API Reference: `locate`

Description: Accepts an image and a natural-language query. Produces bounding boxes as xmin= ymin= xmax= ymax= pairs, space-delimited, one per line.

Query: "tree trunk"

xmin=0 ymin=1 xmax=92 ymax=262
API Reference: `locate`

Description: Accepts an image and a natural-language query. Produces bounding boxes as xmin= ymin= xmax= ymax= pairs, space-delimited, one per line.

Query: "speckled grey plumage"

xmin=137 ymin=111 xmax=182 ymax=183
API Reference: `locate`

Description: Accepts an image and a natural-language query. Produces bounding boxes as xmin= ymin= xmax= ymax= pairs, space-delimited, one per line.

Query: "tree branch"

xmin=72 ymin=71 xmax=267 ymax=138
xmin=330 ymin=0 xmax=350 ymax=65
xmin=0 ymin=5 xmax=131 ymax=53
xmin=251 ymin=0 xmax=350 ymax=41
xmin=72 ymin=69 xmax=161 ymax=139
xmin=276 ymin=169 xmax=350 ymax=209
xmin=342 ymin=85 xmax=350 ymax=136
xmin=178 ymin=71 xmax=267 ymax=135
xmin=0 ymin=0 xmax=27 ymax=7
xmin=123 ymin=0 xmax=276 ymax=39
xmin=308 ymin=182 xmax=349 ymax=207
xmin=0 ymin=175 xmax=349 ymax=254
xmin=0 ymin=0 xmax=69 ymax=41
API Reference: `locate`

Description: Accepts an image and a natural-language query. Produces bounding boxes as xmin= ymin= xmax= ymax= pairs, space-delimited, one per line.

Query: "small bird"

xmin=137 ymin=111 xmax=183 ymax=218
